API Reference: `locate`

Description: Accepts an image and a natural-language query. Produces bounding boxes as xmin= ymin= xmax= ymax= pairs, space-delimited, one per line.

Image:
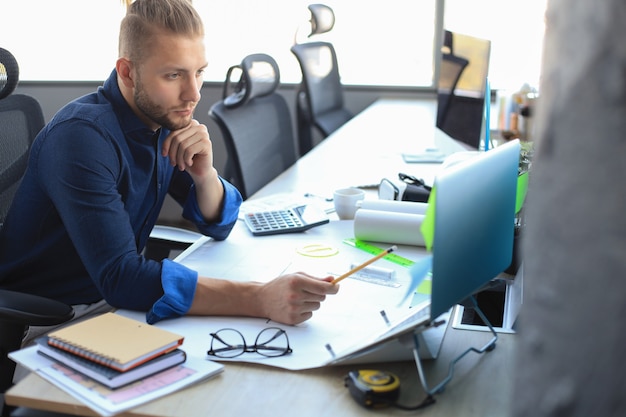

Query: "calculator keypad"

xmin=245 ymin=210 xmax=304 ymax=234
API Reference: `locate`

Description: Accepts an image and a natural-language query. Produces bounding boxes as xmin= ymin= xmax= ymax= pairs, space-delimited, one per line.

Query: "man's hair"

xmin=119 ymin=0 xmax=204 ymax=62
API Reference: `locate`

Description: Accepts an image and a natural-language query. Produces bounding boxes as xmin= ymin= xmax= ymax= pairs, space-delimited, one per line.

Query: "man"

xmin=0 ymin=0 xmax=338 ymax=333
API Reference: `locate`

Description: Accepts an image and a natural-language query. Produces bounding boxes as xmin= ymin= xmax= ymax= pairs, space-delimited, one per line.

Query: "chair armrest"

xmin=0 ymin=290 xmax=74 ymax=326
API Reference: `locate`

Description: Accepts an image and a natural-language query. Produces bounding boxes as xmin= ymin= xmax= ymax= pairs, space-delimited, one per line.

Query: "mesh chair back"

xmin=290 ymin=41 xmax=352 ymax=155
xmin=209 ymin=54 xmax=297 ymax=200
xmin=0 ymin=48 xmax=74 ymax=402
xmin=0 ymin=48 xmax=44 ymax=226
xmin=436 ymin=53 xmax=469 ymax=128
xmin=436 ymin=31 xmax=491 ymax=149
xmin=0 ymin=95 xmax=45 ymax=224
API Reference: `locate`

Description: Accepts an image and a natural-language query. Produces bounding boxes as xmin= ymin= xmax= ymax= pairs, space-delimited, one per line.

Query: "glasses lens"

xmin=254 ymin=327 xmax=291 ymax=357
xmin=209 ymin=328 xmax=245 ymax=358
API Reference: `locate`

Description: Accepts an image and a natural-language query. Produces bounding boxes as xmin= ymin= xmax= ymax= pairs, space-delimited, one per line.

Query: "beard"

xmin=134 ymin=79 xmax=193 ymax=131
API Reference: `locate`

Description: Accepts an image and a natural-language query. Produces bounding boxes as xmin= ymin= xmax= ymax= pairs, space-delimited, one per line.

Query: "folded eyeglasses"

xmin=207 ymin=327 xmax=293 ymax=358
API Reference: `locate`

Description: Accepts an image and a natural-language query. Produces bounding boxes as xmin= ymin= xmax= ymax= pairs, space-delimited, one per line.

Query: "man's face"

xmin=132 ymin=32 xmax=207 ymax=131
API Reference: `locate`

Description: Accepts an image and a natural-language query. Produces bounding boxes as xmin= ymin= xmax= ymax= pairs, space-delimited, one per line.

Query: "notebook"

xmin=331 ymin=139 xmax=520 ymax=364
xmin=46 ymin=312 xmax=184 ymax=372
xmin=36 ymin=337 xmax=187 ymax=389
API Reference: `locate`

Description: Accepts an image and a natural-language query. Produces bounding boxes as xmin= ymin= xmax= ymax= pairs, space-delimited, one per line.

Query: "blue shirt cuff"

xmin=183 ymin=179 xmax=242 ymax=240
xmin=146 ymin=259 xmax=198 ymax=324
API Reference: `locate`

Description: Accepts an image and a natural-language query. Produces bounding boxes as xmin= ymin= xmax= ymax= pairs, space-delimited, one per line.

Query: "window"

xmin=1 ymin=0 xmax=546 ymax=91
xmin=2 ymin=0 xmax=438 ymax=86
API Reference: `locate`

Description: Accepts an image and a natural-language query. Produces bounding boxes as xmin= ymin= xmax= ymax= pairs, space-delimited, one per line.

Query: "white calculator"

xmin=243 ymin=205 xmax=329 ymax=236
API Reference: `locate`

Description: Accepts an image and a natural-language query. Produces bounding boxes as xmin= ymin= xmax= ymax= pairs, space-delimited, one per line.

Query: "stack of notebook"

xmin=35 ymin=312 xmax=186 ymax=389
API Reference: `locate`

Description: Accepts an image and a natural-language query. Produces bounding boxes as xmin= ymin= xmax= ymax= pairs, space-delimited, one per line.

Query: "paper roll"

xmin=357 ymin=200 xmax=428 ymax=215
xmin=354 ymin=209 xmax=426 ymax=247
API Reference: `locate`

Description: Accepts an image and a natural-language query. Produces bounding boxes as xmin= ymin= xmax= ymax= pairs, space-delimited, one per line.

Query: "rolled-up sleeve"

xmin=147 ymin=179 xmax=242 ymax=323
xmin=182 ymin=179 xmax=242 ymax=240
xmin=146 ymin=259 xmax=198 ymax=324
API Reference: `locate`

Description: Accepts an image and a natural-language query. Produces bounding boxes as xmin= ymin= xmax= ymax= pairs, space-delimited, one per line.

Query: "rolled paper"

xmin=357 ymin=200 xmax=428 ymax=215
xmin=354 ymin=209 xmax=426 ymax=247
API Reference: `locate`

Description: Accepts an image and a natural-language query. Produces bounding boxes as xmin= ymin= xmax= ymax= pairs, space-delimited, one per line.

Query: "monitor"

xmin=430 ymin=139 xmax=520 ymax=320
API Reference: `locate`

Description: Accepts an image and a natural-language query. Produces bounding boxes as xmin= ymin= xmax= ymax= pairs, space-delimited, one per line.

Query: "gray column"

xmin=511 ymin=0 xmax=626 ymax=416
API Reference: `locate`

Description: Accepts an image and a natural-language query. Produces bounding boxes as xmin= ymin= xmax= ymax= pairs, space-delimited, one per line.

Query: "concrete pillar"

xmin=511 ymin=0 xmax=626 ymax=416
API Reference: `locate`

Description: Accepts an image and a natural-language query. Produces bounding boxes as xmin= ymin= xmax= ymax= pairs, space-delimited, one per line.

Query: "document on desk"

xmin=9 ymin=346 xmax=223 ymax=417
xmin=116 ymin=221 xmax=436 ymax=371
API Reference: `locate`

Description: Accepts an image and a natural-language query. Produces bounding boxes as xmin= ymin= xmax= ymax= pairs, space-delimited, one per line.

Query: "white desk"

xmin=251 ymin=98 xmax=470 ymax=202
xmin=6 ymin=99 xmax=514 ymax=417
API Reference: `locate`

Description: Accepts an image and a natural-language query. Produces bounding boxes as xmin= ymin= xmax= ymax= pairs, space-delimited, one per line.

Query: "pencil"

xmin=331 ymin=245 xmax=397 ymax=284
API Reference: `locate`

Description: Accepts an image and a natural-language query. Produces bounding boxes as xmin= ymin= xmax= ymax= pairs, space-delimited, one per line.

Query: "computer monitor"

xmin=430 ymin=139 xmax=520 ymax=320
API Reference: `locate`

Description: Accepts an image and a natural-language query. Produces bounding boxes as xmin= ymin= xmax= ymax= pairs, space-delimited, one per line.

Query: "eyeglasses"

xmin=207 ymin=327 xmax=293 ymax=358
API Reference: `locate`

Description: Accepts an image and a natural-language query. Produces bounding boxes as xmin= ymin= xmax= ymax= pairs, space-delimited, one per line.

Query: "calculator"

xmin=243 ymin=205 xmax=329 ymax=236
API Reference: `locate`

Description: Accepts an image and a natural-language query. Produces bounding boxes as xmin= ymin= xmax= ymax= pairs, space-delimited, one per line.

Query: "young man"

xmin=0 ymin=0 xmax=338 ymax=331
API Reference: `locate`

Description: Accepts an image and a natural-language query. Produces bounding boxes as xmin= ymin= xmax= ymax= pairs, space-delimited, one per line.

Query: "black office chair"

xmin=0 ymin=47 xmax=75 ymax=417
xmin=436 ymin=31 xmax=491 ymax=150
xmin=436 ymin=52 xmax=470 ymax=130
xmin=209 ymin=53 xmax=298 ymax=200
xmin=291 ymin=4 xmax=353 ymax=156
xmin=442 ymin=29 xmax=454 ymax=54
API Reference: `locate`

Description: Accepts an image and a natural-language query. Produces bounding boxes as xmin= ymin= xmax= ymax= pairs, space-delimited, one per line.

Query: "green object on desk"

xmin=421 ymin=186 xmax=436 ymax=252
xmin=342 ymin=239 xmax=415 ymax=267
xmin=516 ymin=171 xmax=529 ymax=214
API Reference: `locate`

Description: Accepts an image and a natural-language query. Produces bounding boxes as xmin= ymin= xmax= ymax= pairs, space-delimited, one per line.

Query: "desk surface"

xmin=6 ymin=99 xmax=513 ymax=417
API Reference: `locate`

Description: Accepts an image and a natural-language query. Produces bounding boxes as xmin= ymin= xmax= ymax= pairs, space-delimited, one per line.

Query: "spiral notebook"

xmin=46 ymin=312 xmax=184 ymax=372
xmin=36 ymin=337 xmax=187 ymax=389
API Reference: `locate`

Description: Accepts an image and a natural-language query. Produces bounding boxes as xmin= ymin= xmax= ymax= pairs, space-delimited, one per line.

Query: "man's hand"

xmin=161 ymin=119 xmax=224 ymax=222
xmin=161 ymin=119 xmax=214 ymax=183
xmin=258 ymin=273 xmax=340 ymax=325
xmin=190 ymin=273 xmax=339 ymax=324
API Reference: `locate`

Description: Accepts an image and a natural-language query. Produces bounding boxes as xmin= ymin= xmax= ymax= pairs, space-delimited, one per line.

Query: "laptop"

xmin=331 ymin=139 xmax=521 ymax=364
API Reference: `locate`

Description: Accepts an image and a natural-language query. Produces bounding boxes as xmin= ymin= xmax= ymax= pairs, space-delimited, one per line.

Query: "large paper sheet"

xmin=117 ymin=221 xmax=437 ymax=370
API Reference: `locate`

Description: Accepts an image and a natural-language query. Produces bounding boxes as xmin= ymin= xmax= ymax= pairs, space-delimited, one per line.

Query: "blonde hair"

xmin=119 ymin=0 xmax=204 ymax=62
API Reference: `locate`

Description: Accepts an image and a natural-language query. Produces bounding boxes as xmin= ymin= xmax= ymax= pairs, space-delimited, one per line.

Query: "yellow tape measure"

xmin=344 ymin=369 xmax=401 ymax=409
xmin=343 ymin=239 xmax=415 ymax=267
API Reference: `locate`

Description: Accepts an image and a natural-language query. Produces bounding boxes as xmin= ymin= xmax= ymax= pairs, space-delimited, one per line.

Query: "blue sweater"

xmin=0 ymin=70 xmax=242 ymax=323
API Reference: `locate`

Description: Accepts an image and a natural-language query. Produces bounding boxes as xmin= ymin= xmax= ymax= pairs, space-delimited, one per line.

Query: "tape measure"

xmin=344 ymin=369 xmax=401 ymax=409
xmin=343 ymin=238 xmax=415 ymax=267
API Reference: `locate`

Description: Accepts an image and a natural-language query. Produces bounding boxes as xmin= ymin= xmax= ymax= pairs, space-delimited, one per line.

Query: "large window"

xmin=2 ymin=0 xmax=438 ymax=86
xmin=1 ymin=0 xmax=545 ymax=91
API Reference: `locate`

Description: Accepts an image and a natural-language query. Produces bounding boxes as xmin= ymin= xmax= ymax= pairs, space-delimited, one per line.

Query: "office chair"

xmin=442 ymin=29 xmax=454 ymax=54
xmin=436 ymin=52 xmax=470 ymax=130
xmin=209 ymin=53 xmax=298 ymax=200
xmin=291 ymin=4 xmax=353 ymax=156
xmin=436 ymin=31 xmax=491 ymax=150
xmin=0 ymin=47 xmax=75 ymax=417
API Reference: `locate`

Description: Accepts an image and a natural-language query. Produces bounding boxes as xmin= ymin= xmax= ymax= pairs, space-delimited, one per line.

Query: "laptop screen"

xmin=430 ymin=139 xmax=520 ymax=319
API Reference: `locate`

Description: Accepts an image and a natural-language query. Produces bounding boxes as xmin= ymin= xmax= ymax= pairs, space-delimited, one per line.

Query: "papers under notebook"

xmin=46 ymin=312 xmax=184 ymax=372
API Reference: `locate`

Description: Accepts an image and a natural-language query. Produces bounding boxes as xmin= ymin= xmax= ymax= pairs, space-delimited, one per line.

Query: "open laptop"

xmin=331 ymin=139 xmax=521 ymax=364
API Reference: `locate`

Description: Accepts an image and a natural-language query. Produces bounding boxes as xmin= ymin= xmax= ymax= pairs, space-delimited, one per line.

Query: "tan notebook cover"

xmin=47 ymin=313 xmax=184 ymax=371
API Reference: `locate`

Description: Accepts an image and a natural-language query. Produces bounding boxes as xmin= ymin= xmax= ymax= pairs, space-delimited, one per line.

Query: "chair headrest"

xmin=308 ymin=4 xmax=335 ymax=36
xmin=222 ymin=53 xmax=280 ymax=109
xmin=0 ymin=48 xmax=20 ymax=100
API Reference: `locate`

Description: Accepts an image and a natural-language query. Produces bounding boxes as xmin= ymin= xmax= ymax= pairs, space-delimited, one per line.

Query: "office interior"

xmin=3 ymin=0 xmax=546 ymax=229
xmin=5 ymin=0 xmax=625 ymax=415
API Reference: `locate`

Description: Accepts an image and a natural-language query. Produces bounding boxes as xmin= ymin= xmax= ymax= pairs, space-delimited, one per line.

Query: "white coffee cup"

xmin=333 ymin=187 xmax=365 ymax=220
